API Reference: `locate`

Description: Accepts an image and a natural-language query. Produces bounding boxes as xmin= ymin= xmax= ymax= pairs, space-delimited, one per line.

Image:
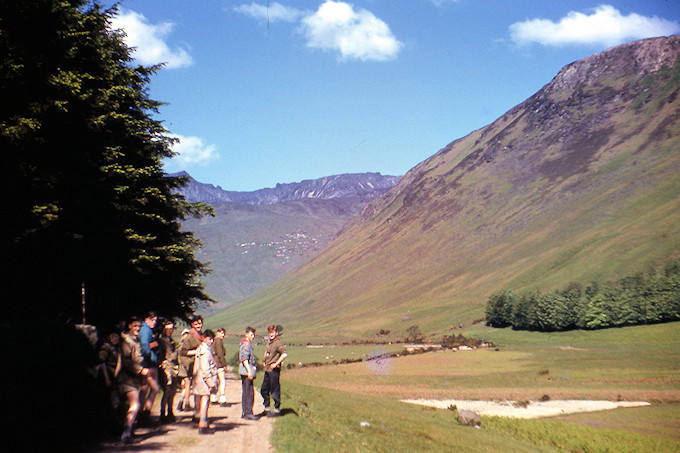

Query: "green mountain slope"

xmin=185 ymin=197 xmax=366 ymax=314
xmin=209 ymin=35 xmax=680 ymax=341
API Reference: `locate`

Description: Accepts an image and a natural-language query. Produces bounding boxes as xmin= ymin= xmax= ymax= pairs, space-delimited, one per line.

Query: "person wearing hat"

xmin=261 ymin=324 xmax=287 ymax=417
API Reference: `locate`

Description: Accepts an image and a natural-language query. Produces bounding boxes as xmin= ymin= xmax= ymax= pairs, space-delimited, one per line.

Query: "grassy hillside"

xmin=210 ymin=36 xmax=680 ymax=341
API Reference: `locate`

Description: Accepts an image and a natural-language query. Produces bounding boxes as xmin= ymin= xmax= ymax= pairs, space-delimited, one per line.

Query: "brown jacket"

xmin=264 ymin=336 xmax=286 ymax=369
xmin=118 ymin=332 xmax=144 ymax=390
xmin=211 ymin=338 xmax=227 ymax=369
xmin=178 ymin=330 xmax=202 ymax=377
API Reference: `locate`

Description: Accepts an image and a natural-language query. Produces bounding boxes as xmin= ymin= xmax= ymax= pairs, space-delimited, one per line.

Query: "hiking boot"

xmin=120 ymin=430 xmax=135 ymax=444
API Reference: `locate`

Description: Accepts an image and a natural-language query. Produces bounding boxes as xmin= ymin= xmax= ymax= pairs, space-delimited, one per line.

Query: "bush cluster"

xmin=485 ymin=260 xmax=680 ymax=331
xmin=441 ymin=333 xmax=485 ymax=348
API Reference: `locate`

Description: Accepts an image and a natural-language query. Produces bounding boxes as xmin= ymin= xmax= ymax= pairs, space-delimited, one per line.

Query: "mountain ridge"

xmin=172 ymin=171 xmax=401 ymax=205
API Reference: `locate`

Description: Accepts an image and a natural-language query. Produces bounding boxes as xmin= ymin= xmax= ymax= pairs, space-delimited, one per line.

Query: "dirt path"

xmin=92 ymin=374 xmax=274 ymax=452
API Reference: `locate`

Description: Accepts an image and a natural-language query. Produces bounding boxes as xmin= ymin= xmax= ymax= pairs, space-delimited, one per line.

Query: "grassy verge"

xmin=273 ymin=381 xmax=551 ymax=452
xmin=484 ymin=415 xmax=680 ymax=453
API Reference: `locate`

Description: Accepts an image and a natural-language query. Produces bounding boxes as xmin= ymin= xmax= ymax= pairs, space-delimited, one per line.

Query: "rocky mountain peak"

xmin=544 ymin=35 xmax=680 ymax=95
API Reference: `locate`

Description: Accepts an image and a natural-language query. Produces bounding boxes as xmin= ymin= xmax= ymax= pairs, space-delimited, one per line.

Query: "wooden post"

xmin=81 ymin=281 xmax=86 ymax=324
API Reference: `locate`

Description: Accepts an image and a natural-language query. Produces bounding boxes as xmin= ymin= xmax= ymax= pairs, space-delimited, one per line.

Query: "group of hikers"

xmin=97 ymin=312 xmax=287 ymax=444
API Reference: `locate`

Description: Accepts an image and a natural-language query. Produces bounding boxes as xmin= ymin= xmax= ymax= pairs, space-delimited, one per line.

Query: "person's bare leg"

xmin=217 ymin=368 xmax=227 ymax=405
xmin=198 ymin=395 xmax=211 ymax=433
xmin=193 ymin=394 xmax=201 ymax=419
xmin=121 ymin=390 xmax=140 ymax=442
xmin=138 ymin=382 xmax=148 ymax=413
xmin=143 ymin=370 xmax=159 ymax=412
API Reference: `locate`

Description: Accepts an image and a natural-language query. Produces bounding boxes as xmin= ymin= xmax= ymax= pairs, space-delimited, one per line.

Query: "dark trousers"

xmin=241 ymin=376 xmax=254 ymax=416
xmin=260 ymin=369 xmax=281 ymax=409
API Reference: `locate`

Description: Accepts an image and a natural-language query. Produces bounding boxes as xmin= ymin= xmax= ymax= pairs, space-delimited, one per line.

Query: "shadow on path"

xmin=84 ymin=375 xmax=275 ymax=452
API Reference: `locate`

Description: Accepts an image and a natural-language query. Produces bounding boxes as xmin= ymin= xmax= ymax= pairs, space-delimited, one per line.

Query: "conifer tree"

xmin=1 ymin=0 xmax=213 ymax=326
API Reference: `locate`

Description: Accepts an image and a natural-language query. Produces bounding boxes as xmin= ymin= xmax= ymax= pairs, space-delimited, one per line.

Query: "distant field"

xmin=271 ymin=322 xmax=680 ymax=451
xmin=218 ymin=336 xmax=405 ymax=367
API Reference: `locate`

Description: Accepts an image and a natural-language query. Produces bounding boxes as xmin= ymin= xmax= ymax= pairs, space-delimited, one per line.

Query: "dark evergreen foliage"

xmin=1 ymin=0 xmax=213 ymax=327
xmin=485 ymin=259 xmax=680 ymax=331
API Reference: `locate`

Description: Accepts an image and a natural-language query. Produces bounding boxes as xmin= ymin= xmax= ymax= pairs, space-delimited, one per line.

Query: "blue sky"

xmin=108 ymin=1 xmax=680 ymax=191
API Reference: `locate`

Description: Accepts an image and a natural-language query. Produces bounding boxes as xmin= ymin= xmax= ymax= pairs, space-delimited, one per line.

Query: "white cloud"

xmin=510 ymin=4 xmax=680 ymax=48
xmin=234 ymin=1 xmax=402 ymax=62
xmin=425 ymin=0 xmax=460 ymax=6
xmin=300 ymin=1 xmax=402 ymax=62
xmin=233 ymin=2 xmax=304 ymax=23
xmin=110 ymin=9 xmax=193 ymax=68
xmin=168 ymin=135 xmax=219 ymax=167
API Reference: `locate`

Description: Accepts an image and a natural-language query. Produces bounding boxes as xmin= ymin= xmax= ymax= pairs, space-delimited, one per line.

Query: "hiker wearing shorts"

xmin=178 ymin=316 xmax=203 ymax=415
xmin=138 ymin=311 xmax=160 ymax=426
xmin=191 ymin=329 xmax=218 ymax=434
xmin=118 ymin=317 xmax=150 ymax=444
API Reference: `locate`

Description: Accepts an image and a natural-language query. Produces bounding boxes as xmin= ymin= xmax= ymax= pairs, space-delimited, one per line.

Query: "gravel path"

xmin=92 ymin=374 xmax=274 ymax=452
